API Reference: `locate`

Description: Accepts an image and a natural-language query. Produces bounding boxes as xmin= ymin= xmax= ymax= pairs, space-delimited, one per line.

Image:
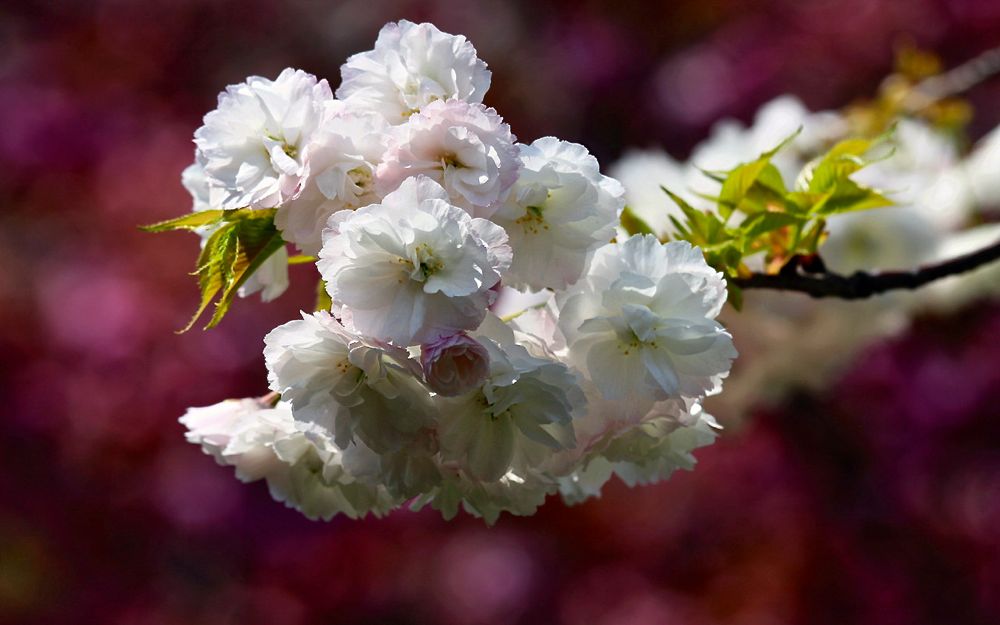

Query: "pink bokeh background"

xmin=2 ymin=1 xmax=999 ymax=623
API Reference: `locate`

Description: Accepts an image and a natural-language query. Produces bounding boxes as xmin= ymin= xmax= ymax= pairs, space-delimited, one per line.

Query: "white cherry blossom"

xmin=275 ymin=104 xmax=391 ymax=254
xmin=263 ymin=311 xmax=429 ymax=453
xmin=492 ymin=137 xmax=623 ymax=290
xmin=559 ymin=235 xmax=737 ymax=405
xmin=436 ymin=317 xmax=584 ymax=482
xmin=318 ymin=176 xmax=512 ymax=345
xmin=376 ymin=99 xmax=519 ymax=217
xmin=337 ymin=20 xmax=492 ymax=124
xmin=600 ymin=401 xmax=719 ymax=488
xmin=415 ymin=468 xmax=556 ymax=524
xmin=965 ymin=124 xmax=1000 ymax=209
xmin=267 ymin=425 xmax=399 ymax=520
xmin=194 ymin=68 xmax=333 ymax=209
xmin=180 ymin=397 xmax=281 ymax=479
xmin=556 ymin=398 xmax=717 ymax=504
xmin=180 ymin=399 xmax=396 ymax=520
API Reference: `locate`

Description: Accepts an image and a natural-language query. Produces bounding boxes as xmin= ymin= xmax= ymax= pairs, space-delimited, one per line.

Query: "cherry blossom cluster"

xmin=179 ymin=20 xmax=736 ymax=523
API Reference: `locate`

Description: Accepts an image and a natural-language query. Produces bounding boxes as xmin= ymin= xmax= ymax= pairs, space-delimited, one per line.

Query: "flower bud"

xmin=420 ymin=332 xmax=490 ymax=396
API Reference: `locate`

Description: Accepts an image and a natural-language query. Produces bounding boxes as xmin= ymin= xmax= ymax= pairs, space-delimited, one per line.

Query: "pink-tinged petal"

xmin=421 ymin=332 xmax=490 ymax=396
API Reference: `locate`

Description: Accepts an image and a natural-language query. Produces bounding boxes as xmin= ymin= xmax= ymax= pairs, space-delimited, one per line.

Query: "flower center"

xmin=440 ymin=152 xmax=463 ymax=169
xmin=348 ymin=166 xmax=373 ymax=195
xmin=515 ymin=192 xmax=552 ymax=234
xmin=264 ymin=133 xmax=298 ymax=159
xmin=401 ymin=243 xmax=444 ymax=282
xmin=616 ymin=328 xmax=650 ymax=356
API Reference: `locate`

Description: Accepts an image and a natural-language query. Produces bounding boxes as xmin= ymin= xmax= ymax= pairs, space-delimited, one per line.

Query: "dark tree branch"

xmin=732 ymin=238 xmax=1000 ymax=300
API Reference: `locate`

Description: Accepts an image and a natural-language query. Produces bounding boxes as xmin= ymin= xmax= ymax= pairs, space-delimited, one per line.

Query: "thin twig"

xmin=902 ymin=45 xmax=1000 ymax=112
xmin=732 ymin=238 xmax=1000 ymax=299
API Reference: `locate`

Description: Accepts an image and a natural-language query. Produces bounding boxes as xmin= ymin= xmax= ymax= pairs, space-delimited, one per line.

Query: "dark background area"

xmin=1 ymin=1 xmax=999 ymax=624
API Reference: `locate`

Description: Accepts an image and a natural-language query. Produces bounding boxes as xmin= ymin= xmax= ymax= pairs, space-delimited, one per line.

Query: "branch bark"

xmin=732 ymin=238 xmax=1000 ymax=299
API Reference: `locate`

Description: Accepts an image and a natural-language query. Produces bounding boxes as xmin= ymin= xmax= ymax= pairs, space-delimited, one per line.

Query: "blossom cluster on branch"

xmin=167 ymin=21 xmax=736 ymax=523
xmin=611 ymin=78 xmax=1000 ymax=417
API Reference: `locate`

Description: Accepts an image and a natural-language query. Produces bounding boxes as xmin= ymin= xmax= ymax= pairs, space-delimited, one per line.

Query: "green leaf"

xmin=140 ymin=210 xmax=226 ymax=232
xmin=736 ymin=163 xmax=790 ymax=216
xmin=760 ymin=127 xmax=803 ymax=159
xmin=288 ymin=254 xmax=318 ymax=265
xmin=812 ymin=179 xmax=893 ymax=216
xmin=663 ymin=187 xmax=724 ymax=243
xmin=694 ymin=166 xmax=728 ymax=183
xmin=667 ymin=215 xmax=692 ymax=241
xmin=316 ymin=279 xmax=333 ymax=312
xmin=799 ymin=135 xmax=893 ymax=195
xmin=663 ymin=187 xmax=746 ymax=276
xmin=220 ymin=207 xmax=276 ymax=222
xmin=204 ymin=231 xmax=284 ymax=328
xmin=784 ymin=191 xmax=831 ymax=215
xmin=620 ymin=205 xmax=655 ymax=236
xmin=171 ymin=208 xmax=285 ymax=332
xmin=715 ymin=130 xmax=799 ymax=219
xmin=718 ymin=158 xmax=773 ymax=219
xmin=177 ymin=223 xmax=235 ymax=333
xmin=799 ymin=219 xmax=827 ymax=255
xmin=726 ymin=281 xmax=744 ymax=311
xmin=739 ymin=211 xmax=806 ymax=242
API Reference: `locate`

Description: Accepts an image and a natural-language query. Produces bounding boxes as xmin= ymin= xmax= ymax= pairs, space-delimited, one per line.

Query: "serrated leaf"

xmin=172 ymin=209 xmax=286 ymax=332
xmin=738 ymin=163 xmax=790 ymax=215
xmin=718 ymin=158 xmax=772 ymax=219
xmin=716 ymin=131 xmax=798 ymax=219
xmin=177 ymin=223 xmax=236 ymax=333
xmin=620 ymin=205 xmax=655 ymax=236
xmin=204 ymin=231 xmax=285 ymax=328
xmin=217 ymin=226 xmax=240 ymax=291
xmin=802 ymin=135 xmax=893 ymax=195
xmin=662 ymin=186 xmax=746 ymax=274
xmin=140 ymin=210 xmax=226 ymax=232
xmin=753 ymin=163 xmax=788 ymax=196
xmin=663 ymin=187 xmax=725 ymax=242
